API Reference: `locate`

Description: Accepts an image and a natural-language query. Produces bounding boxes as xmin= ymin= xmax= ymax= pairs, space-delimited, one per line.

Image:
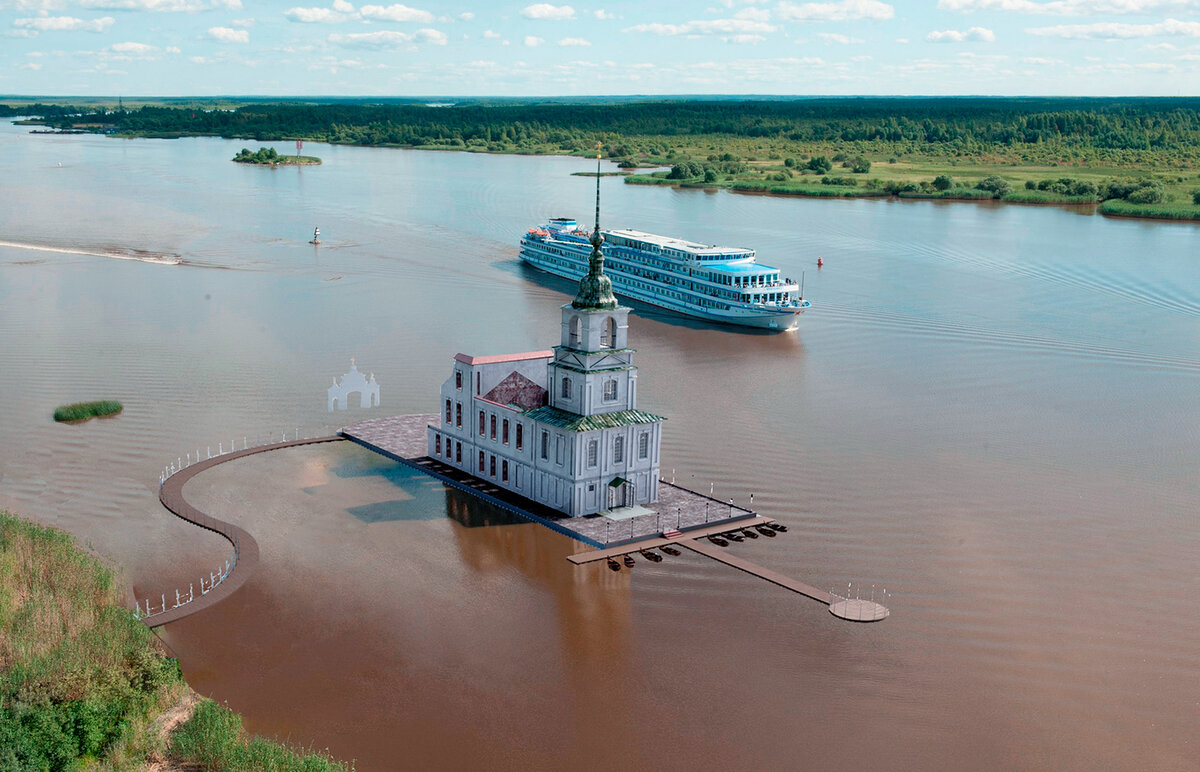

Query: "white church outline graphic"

xmin=328 ymin=359 xmax=380 ymax=411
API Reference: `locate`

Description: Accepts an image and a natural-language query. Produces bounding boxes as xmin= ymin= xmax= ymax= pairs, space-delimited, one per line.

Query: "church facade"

xmin=426 ymin=195 xmax=664 ymax=517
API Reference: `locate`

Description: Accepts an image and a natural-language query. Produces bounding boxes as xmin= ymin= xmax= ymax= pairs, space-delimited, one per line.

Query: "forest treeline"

xmin=4 ymin=98 xmax=1200 ymax=161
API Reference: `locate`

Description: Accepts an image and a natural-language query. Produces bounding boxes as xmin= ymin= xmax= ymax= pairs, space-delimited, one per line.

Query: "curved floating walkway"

xmin=147 ymin=435 xmax=344 ymax=628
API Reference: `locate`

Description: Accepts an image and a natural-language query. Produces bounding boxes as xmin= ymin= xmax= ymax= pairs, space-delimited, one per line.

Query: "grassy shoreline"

xmin=0 ymin=510 xmax=350 ymax=770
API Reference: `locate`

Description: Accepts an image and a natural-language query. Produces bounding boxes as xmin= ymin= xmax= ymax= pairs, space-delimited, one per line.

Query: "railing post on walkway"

xmin=189 ymin=583 xmax=193 ymax=602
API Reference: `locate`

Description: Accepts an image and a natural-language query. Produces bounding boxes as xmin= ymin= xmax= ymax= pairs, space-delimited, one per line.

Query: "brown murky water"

xmin=1 ymin=122 xmax=1198 ymax=770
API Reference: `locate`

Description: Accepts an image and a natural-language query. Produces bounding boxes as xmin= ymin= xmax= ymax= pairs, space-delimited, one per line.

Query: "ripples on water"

xmin=1 ymin=123 xmax=1198 ymax=770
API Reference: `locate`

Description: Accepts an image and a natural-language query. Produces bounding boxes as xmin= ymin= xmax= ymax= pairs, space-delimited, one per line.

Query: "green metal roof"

xmin=523 ymin=404 xmax=666 ymax=433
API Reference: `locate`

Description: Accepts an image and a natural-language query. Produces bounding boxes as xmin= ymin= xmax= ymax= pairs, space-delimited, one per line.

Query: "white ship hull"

xmin=520 ymin=238 xmax=808 ymax=331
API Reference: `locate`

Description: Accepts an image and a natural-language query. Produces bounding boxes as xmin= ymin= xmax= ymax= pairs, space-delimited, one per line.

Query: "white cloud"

xmin=231 ymin=17 xmax=253 ymax=26
xmin=110 ymin=40 xmax=155 ymax=53
xmin=625 ymin=18 xmax=777 ymax=35
xmin=937 ymin=0 xmax=1200 ymax=15
xmin=329 ymin=27 xmax=446 ymax=46
xmin=20 ymin=62 xmax=42 ymax=69
xmin=521 ymin=3 xmax=575 ymax=20
xmin=459 ymin=11 xmax=474 ymax=19
xmin=734 ymin=7 xmax=771 ymax=20
xmin=208 ymin=26 xmax=249 ymax=42
xmin=777 ymin=0 xmax=893 ymax=22
xmin=359 ymin=4 xmax=435 ymax=22
xmin=819 ymin=31 xmax=863 ymax=43
xmin=483 ymin=29 xmax=499 ymax=38
xmin=558 ymin=36 xmax=590 ymax=45
xmin=80 ymin=0 xmax=242 ymax=10
xmin=1028 ymin=18 xmax=1200 ymax=37
xmin=14 ymin=15 xmax=114 ymax=32
xmin=927 ymin=26 xmax=996 ymax=41
xmin=594 ymin=9 xmax=613 ymax=19
xmin=523 ymin=34 xmax=544 ymax=45
xmin=333 ymin=0 xmax=355 ymax=10
xmin=165 ymin=44 xmax=181 ymax=52
xmin=727 ymin=33 xmax=765 ymax=42
xmin=285 ymin=6 xmax=349 ymax=22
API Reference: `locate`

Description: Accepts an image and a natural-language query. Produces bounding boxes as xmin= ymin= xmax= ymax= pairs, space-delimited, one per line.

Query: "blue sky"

xmin=2 ymin=0 xmax=1198 ymax=96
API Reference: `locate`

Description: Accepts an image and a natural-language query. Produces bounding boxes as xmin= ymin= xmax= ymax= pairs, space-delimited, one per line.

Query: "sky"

xmin=2 ymin=0 xmax=1199 ymax=96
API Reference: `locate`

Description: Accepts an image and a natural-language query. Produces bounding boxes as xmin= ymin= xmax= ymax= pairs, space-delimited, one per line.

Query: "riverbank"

xmin=0 ymin=510 xmax=348 ymax=770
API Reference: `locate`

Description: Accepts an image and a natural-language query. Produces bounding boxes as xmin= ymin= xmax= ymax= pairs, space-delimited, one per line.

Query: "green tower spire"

xmin=572 ymin=142 xmax=618 ymax=311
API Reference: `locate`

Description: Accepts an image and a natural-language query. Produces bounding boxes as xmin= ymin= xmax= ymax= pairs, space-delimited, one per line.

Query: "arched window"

xmin=561 ymin=376 xmax=572 ymax=399
xmin=569 ymin=316 xmax=581 ymax=347
xmin=600 ymin=316 xmax=616 ymax=348
xmin=613 ymin=436 xmax=624 ymax=463
xmin=603 ymin=379 xmax=617 ymax=401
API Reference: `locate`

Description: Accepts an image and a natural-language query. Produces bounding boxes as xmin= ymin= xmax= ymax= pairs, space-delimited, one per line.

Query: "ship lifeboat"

xmin=724 ymin=531 xmax=744 ymax=542
xmin=661 ymin=545 xmax=681 ymax=557
xmin=708 ymin=535 xmax=729 ymax=547
xmin=755 ymin=526 xmax=776 ymax=537
xmin=623 ymin=554 xmax=636 ymax=568
xmin=742 ymin=529 xmax=759 ymax=539
xmin=607 ymin=558 xmax=621 ymax=572
xmin=641 ymin=550 xmax=663 ymax=563
xmin=768 ymin=523 xmax=788 ymax=533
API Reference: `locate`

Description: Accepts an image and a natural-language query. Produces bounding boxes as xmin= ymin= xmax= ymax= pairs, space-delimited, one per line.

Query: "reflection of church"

xmin=427 ymin=191 xmax=664 ymax=517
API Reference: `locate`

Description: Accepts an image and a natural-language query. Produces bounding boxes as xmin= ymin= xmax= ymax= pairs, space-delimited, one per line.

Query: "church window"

xmin=455 ymin=402 xmax=462 ymax=427
xmin=613 ymin=436 xmax=624 ymax=463
xmin=502 ymin=460 xmax=509 ymax=482
xmin=541 ymin=431 xmax=549 ymax=459
xmin=603 ymin=379 xmax=617 ymax=402
xmin=556 ymin=436 xmax=564 ymax=464
xmin=479 ymin=451 xmax=485 ymax=472
xmin=435 ymin=435 xmax=441 ymax=455
xmin=445 ymin=399 xmax=452 ymax=424
xmin=516 ymin=424 xmax=523 ymax=450
xmin=479 ymin=411 xmax=485 ymax=436
xmin=561 ymin=377 xmax=572 ymax=400
xmin=476 ymin=372 xmax=481 ymax=395
xmin=569 ymin=316 xmax=581 ymax=347
xmin=601 ymin=316 xmax=616 ymax=348
xmin=639 ymin=432 xmax=649 ymax=459
xmin=503 ymin=419 xmax=509 ymax=444
xmin=456 ymin=370 xmax=462 ymax=390
xmin=491 ymin=415 xmax=497 ymax=440
xmin=490 ymin=455 xmax=496 ymax=477
xmin=456 ymin=442 xmax=461 ymax=463
xmin=587 ymin=440 xmax=598 ymax=467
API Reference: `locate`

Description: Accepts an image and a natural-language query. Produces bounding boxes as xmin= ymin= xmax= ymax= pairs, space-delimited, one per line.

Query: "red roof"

xmin=454 ymin=350 xmax=553 ymax=366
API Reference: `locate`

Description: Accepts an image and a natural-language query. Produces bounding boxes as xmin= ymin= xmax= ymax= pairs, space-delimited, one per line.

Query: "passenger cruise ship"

xmin=519 ymin=219 xmax=810 ymax=330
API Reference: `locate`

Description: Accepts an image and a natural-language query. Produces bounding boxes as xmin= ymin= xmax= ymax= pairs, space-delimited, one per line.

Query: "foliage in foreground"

xmin=171 ymin=699 xmax=351 ymax=772
xmin=0 ymin=510 xmax=182 ymax=770
xmin=53 ymin=400 xmax=122 ymax=422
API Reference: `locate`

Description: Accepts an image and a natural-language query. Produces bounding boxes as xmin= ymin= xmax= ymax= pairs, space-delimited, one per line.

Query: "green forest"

xmin=6 ymin=97 xmax=1200 ymax=218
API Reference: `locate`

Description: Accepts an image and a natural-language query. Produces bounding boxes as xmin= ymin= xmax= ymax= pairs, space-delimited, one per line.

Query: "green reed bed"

xmin=170 ymin=699 xmax=351 ymax=772
xmin=53 ymin=400 xmax=123 ymax=422
xmin=1099 ymin=199 xmax=1200 ymax=220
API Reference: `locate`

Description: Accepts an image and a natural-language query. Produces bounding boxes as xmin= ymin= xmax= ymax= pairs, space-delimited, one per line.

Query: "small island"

xmin=232 ymin=147 xmax=321 ymax=166
xmin=54 ymin=400 xmax=123 ymax=423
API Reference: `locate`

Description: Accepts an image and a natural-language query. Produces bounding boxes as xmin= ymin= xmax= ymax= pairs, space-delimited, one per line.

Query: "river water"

xmin=1 ymin=121 xmax=1197 ymax=770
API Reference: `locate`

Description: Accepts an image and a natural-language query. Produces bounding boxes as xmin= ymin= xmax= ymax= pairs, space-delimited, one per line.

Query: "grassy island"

xmin=8 ymin=97 xmax=1200 ymax=221
xmin=53 ymin=400 xmax=123 ymax=423
xmin=233 ymin=147 xmax=322 ymax=166
xmin=0 ymin=510 xmax=350 ymax=771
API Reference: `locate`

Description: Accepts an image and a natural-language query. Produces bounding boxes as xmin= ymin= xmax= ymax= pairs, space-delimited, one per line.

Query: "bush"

xmin=806 ymin=156 xmax=832 ymax=173
xmin=1192 ymin=189 xmax=1200 ymax=205
xmin=703 ymin=168 xmax=718 ymax=183
xmin=933 ymin=174 xmax=954 ymax=191
xmin=171 ymin=700 xmax=350 ymax=772
xmin=847 ymin=156 xmax=871 ymax=173
xmin=616 ymin=159 xmax=637 ymax=169
xmin=975 ymin=175 xmax=1012 ymax=196
xmin=667 ymin=161 xmax=704 ymax=179
xmin=1127 ymin=186 xmax=1165 ymax=204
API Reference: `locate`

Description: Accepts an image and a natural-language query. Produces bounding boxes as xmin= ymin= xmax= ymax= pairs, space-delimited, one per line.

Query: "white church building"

xmin=426 ymin=197 xmax=665 ymax=517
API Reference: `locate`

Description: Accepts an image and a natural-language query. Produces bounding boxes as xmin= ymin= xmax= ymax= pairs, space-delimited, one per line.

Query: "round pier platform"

xmin=829 ymin=599 xmax=890 ymax=622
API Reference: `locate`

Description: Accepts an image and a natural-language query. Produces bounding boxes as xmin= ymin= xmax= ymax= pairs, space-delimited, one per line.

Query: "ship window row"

xmin=475 ymin=409 xmax=523 ymax=449
xmin=445 ymin=399 xmax=464 ymax=427
xmin=433 ymin=434 xmax=464 ymax=464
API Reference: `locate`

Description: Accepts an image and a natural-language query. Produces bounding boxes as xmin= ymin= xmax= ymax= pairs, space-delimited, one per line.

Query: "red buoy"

xmin=817 ymin=257 xmax=824 ymax=268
